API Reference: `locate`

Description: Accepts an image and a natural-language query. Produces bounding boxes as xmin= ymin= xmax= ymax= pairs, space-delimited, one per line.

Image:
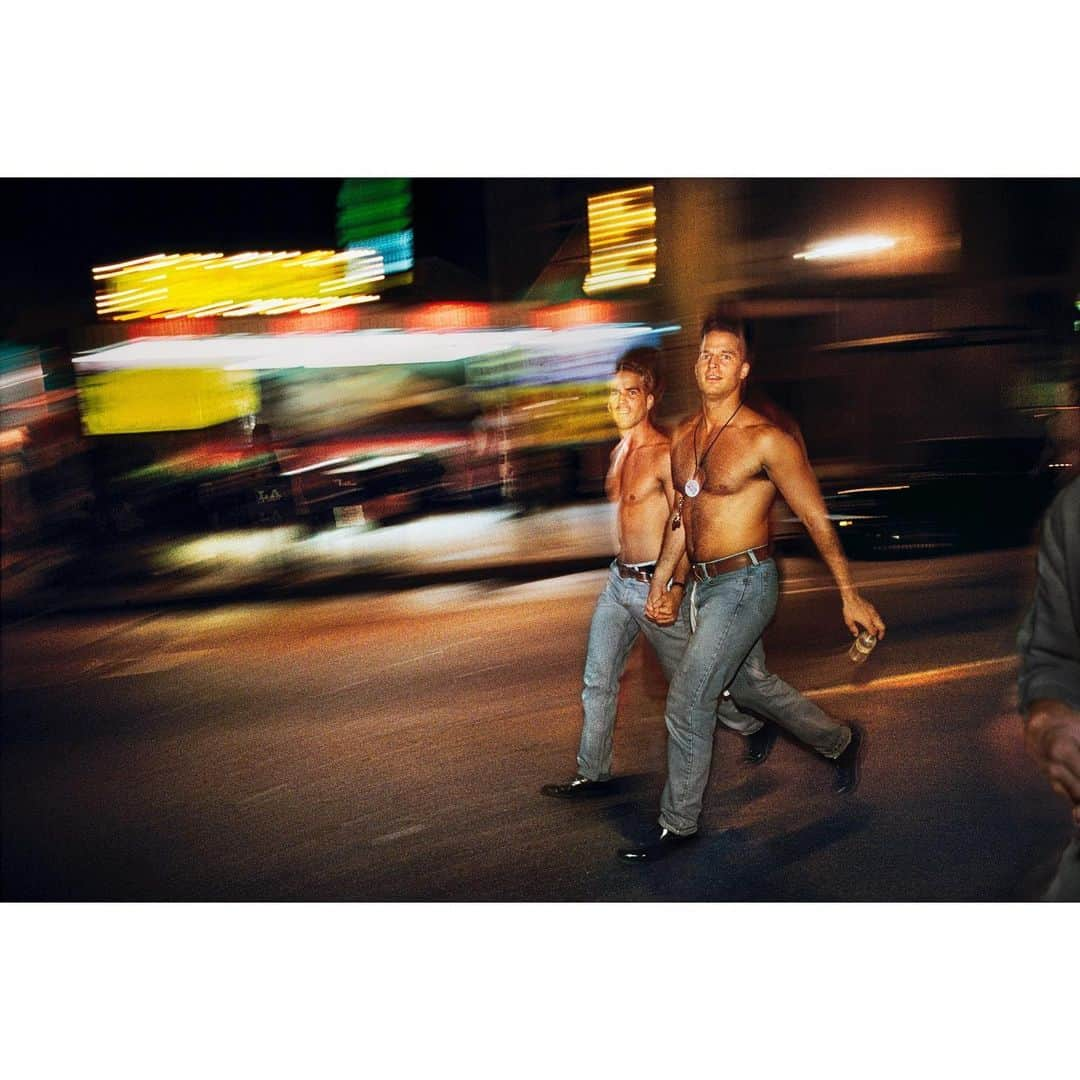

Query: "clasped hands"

xmin=645 ymin=584 xmax=681 ymax=626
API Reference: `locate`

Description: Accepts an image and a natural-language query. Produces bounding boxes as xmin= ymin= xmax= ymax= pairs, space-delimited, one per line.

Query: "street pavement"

xmin=3 ymin=544 xmax=1072 ymax=901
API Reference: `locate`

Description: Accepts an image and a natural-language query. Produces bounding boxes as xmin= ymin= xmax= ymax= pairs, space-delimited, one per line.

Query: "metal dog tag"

xmin=684 ymin=476 xmax=701 ymax=498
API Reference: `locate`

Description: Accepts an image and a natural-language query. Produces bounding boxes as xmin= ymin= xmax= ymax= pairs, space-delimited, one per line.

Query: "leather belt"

xmin=691 ymin=544 xmax=772 ymax=582
xmin=616 ymin=560 xmax=656 ymax=582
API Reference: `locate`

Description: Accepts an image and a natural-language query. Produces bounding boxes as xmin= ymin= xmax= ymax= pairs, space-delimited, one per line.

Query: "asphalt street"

xmin=2 ymin=547 xmax=1073 ymax=900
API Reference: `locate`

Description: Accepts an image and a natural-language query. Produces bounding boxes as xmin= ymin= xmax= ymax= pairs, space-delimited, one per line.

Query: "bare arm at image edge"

xmin=1018 ymin=479 xmax=1080 ymax=712
xmin=1018 ymin=479 xmax=1080 ymax=822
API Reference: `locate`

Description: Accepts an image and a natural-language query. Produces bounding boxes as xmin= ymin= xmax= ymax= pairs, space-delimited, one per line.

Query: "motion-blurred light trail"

xmin=804 ymin=654 xmax=1017 ymax=698
xmin=794 ymin=234 xmax=898 ymax=260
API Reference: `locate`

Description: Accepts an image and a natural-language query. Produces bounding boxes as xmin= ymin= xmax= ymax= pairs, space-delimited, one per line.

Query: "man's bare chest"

xmin=672 ymin=432 xmax=766 ymax=496
xmin=608 ymin=446 xmax=663 ymax=504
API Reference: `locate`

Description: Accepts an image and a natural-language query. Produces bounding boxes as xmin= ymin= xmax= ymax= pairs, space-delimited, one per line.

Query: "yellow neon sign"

xmin=78 ymin=368 xmax=260 ymax=434
xmin=93 ymin=250 xmax=384 ymax=320
xmin=583 ymin=186 xmax=657 ymax=295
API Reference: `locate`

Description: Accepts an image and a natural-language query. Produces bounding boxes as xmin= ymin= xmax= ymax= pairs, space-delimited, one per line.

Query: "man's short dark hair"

xmin=700 ymin=314 xmax=752 ymax=363
xmin=615 ymin=346 xmax=662 ymax=398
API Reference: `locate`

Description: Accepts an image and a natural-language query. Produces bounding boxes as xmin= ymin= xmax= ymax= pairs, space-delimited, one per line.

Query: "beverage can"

xmin=848 ymin=629 xmax=878 ymax=663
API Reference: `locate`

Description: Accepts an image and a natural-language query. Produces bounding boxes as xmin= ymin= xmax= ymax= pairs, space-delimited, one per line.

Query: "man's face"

xmin=608 ymin=369 xmax=653 ymax=432
xmin=695 ymin=331 xmax=750 ymax=398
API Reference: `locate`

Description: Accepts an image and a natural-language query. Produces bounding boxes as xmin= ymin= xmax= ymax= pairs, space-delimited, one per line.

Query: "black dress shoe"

xmin=743 ymin=722 xmax=779 ymax=766
xmin=540 ymin=775 xmax=612 ymax=799
xmin=832 ymin=722 xmax=864 ymax=794
xmin=617 ymin=828 xmax=698 ymax=862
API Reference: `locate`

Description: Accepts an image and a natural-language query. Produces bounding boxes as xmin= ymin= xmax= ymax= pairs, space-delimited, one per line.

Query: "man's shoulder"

xmin=619 ymin=433 xmax=670 ymax=479
xmin=669 ymin=415 xmax=698 ymax=448
xmin=634 ymin=436 xmax=672 ymax=464
xmin=739 ymin=413 xmax=804 ymax=467
xmin=742 ymin=411 xmax=792 ymax=446
xmin=729 ymin=408 xmax=769 ymax=435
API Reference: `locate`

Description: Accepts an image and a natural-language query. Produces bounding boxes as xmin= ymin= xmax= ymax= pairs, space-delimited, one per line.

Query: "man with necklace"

xmin=619 ymin=316 xmax=886 ymax=861
xmin=541 ymin=347 xmax=775 ymax=802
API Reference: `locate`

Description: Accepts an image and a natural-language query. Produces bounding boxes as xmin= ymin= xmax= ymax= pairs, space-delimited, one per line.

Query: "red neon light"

xmin=122 ymin=318 xmax=221 ymax=339
xmin=529 ymin=301 xmax=618 ymax=329
xmin=404 ymin=304 xmax=492 ymax=331
xmin=117 ymin=312 xmax=368 ymax=339
xmin=268 ymin=310 xmax=363 ymax=335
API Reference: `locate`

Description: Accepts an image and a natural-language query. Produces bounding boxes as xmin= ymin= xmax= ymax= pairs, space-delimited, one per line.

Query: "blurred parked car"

xmin=130 ymin=441 xmax=449 ymax=535
xmin=291 ymin=449 xmax=445 ymax=531
xmin=817 ymin=436 xmax=1061 ymax=557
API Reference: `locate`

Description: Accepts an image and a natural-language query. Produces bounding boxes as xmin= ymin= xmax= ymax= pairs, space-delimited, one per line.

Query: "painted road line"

xmin=371 ymin=824 xmax=426 ymax=844
xmin=803 ymin=655 xmax=1018 ymax=698
xmin=235 ymin=783 xmax=292 ymax=805
xmin=97 ymin=649 xmax=215 ymax=678
xmin=781 ymin=572 xmax=994 ymax=597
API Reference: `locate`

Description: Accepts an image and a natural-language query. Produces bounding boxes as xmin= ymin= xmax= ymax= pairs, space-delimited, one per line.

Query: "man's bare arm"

xmin=645 ymin=445 xmax=689 ymax=623
xmin=656 ymin=444 xmax=691 ymax=587
xmin=761 ymin=428 xmax=886 ymax=639
xmin=645 ymin=502 xmax=688 ymax=625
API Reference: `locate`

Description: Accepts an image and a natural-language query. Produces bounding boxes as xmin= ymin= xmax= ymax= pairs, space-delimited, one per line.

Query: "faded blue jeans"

xmin=659 ymin=557 xmax=851 ymax=836
xmin=577 ymin=563 xmax=759 ymax=781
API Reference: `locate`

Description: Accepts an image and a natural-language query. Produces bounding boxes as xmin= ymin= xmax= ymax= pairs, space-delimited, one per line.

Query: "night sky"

xmin=2 ymin=178 xmax=490 ymax=336
xmin=5 ymin=178 xmax=1076 ymax=343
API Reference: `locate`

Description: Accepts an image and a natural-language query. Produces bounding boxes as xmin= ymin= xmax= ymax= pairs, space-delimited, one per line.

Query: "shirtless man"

xmin=541 ymin=348 xmax=766 ymax=800
xmin=618 ymin=316 xmax=886 ymax=860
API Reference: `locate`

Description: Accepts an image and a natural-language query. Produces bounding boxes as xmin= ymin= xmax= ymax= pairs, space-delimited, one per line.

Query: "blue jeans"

xmin=659 ymin=558 xmax=851 ymax=835
xmin=724 ymin=637 xmax=851 ymax=757
xmin=577 ymin=564 xmax=759 ymax=782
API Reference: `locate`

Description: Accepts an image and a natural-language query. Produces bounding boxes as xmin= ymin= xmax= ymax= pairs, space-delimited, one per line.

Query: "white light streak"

xmin=279 ymin=457 xmax=349 ymax=477
xmin=327 ymin=454 xmax=421 ymax=474
xmin=0 ymin=369 xmax=45 ymax=391
xmin=73 ymin=324 xmax=679 ymax=373
xmin=794 ymin=235 xmax=898 ymax=261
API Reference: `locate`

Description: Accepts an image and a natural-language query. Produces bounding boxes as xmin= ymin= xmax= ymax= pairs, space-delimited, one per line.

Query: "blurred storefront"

xmin=70 ymin=298 xmax=675 ymax=535
xmin=1 ymin=342 xmax=90 ymax=549
xmin=31 ymin=178 xmax=1077 ymax=546
xmin=650 ymin=179 xmax=1078 ymax=469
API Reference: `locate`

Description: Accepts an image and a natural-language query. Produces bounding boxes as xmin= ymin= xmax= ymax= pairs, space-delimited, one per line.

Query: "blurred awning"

xmin=72 ymin=324 xmax=676 ymax=374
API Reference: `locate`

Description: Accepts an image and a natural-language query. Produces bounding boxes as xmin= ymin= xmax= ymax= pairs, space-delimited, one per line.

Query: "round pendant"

xmin=684 ymin=476 xmax=701 ymax=498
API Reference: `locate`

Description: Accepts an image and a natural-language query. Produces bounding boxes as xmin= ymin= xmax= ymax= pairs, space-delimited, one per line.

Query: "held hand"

xmin=1025 ymin=701 xmax=1080 ymax=825
xmin=645 ymin=583 xmax=675 ymax=625
xmin=842 ymin=592 xmax=886 ymax=640
xmin=649 ymin=593 xmax=680 ymax=626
